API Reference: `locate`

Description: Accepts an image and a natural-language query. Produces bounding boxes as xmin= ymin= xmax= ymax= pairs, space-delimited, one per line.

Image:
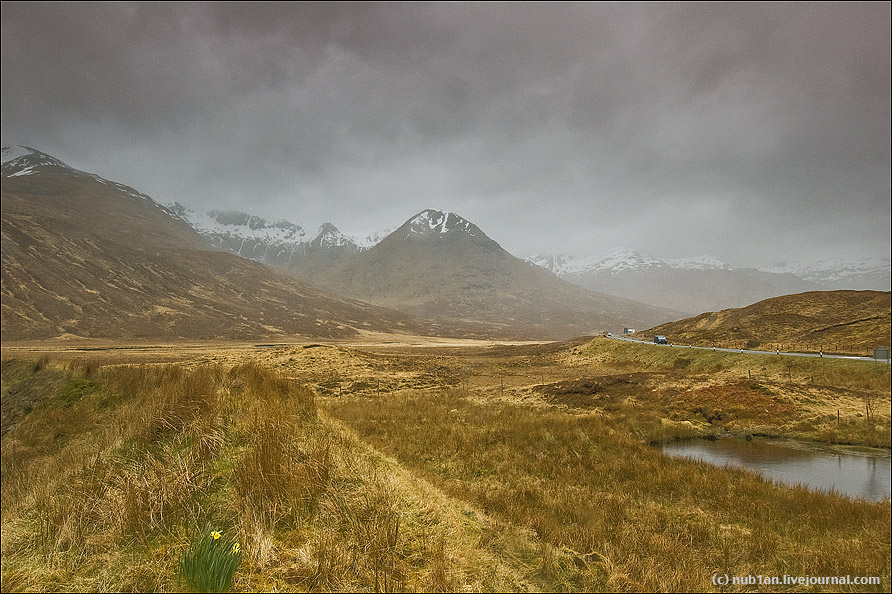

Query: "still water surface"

xmin=662 ymin=438 xmax=891 ymax=502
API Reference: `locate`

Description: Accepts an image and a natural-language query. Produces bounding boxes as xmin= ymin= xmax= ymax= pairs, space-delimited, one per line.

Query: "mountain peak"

xmin=402 ymin=209 xmax=478 ymax=240
xmin=311 ymin=223 xmax=357 ymax=249
xmin=2 ymin=145 xmax=72 ymax=176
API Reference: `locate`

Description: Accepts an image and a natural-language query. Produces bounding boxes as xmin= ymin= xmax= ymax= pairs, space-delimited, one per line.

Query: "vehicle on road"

xmin=654 ymin=335 xmax=668 ymax=345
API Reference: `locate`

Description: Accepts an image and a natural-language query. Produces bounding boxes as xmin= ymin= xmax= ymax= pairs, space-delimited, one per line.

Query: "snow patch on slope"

xmin=663 ymin=255 xmax=731 ymax=270
xmin=311 ymin=223 xmax=357 ymax=249
xmin=171 ymin=204 xmax=307 ymax=245
xmin=404 ymin=209 xmax=475 ymax=239
xmin=1 ymin=146 xmax=33 ymax=163
xmin=531 ymin=247 xmax=665 ymax=276
xmin=2 ymin=145 xmax=72 ymax=176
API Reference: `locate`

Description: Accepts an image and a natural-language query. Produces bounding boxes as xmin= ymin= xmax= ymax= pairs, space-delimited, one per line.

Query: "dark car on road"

xmin=654 ymin=335 xmax=668 ymax=344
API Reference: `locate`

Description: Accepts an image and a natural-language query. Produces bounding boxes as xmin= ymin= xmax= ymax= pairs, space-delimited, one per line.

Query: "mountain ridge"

xmin=0 ymin=147 xmax=424 ymax=340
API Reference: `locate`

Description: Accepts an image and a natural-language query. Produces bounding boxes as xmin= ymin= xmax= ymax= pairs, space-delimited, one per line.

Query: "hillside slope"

xmin=642 ymin=290 xmax=891 ymax=354
xmin=0 ymin=149 xmax=419 ymax=340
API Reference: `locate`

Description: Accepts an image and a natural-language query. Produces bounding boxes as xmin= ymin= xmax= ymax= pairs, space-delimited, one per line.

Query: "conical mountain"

xmin=314 ymin=209 xmax=681 ymax=339
xmin=1 ymin=146 xmax=418 ymax=340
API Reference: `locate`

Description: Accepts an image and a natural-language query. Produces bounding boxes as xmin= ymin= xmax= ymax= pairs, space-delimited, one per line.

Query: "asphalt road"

xmin=606 ymin=334 xmax=889 ymax=363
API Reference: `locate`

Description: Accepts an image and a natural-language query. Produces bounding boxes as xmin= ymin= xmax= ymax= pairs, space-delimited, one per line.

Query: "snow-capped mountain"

xmin=530 ymin=248 xmax=887 ymax=287
xmin=759 ymin=258 xmax=891 ymax=291
xmin=170 ymin=204 xmax=306 ymax=245
xmin=168 ymin=203 xmax=308 ymax=267
xmin=168 ymin=203 xmax=390 ymax=272
xmin=529 ymin=247 xmax=887 ymax=314
xmin=310 ymin=208 xmax=678 ymax=338
xmin=309 ymin=222 xmax=359 ymax=250
xmin=3 ymin=145 xmax=177 ymax=215
xmin=402 ymin=209 xmax=479 ymax=240
xmin=2 ymin=145 xmax=72 ymax=175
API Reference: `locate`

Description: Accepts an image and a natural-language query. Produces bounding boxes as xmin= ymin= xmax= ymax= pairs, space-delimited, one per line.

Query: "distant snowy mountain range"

xmin=171 ymin=198 xmax=889 ymax=315
xmin=528 ymin=248 xmax=889 ymax=293
xmin=528 ymin=248 xmax=889 ymax=314
xmin=167 ymin=202 xmax=392 ymax=269
xmin=758 ymin=258 xmax=891 ymax=289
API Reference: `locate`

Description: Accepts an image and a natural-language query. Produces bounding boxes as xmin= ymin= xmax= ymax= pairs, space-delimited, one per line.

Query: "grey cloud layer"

xmin=2 ymin=2 xmax=889 ymax=265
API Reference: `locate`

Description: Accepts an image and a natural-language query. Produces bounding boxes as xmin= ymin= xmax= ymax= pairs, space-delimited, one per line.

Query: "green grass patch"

xmin=53 ymin=378 xmax=97 ymax=408
xmin=180 ymin=525 xmax=242 ymax=592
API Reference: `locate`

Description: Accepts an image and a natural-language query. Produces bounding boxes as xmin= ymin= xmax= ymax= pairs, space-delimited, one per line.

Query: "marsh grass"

xmin=326 ymin=388 xmax=892 ymax=592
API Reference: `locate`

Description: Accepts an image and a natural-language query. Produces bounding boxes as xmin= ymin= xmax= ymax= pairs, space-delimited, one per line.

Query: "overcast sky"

xmin=2 ymin=2 xmax=890 ymax=266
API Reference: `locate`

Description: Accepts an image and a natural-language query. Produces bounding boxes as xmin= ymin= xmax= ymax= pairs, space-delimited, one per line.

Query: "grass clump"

xmin=180 ymin=525 xmax=242 ymax=592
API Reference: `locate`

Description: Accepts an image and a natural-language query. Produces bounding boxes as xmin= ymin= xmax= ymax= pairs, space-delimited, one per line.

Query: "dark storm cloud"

xmin=2 ymin=2 xmax=889 ymax=265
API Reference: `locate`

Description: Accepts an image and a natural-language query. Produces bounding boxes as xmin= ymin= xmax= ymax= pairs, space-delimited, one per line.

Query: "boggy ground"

xmin=1 ymin=336 xmax=890 ymax=591
xmin=149 ymin=335 xmax=888 ymax=447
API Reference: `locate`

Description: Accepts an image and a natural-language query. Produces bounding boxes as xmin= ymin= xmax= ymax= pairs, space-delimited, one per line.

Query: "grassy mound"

xmin=1 ymin=361 xmax=541 ymax=591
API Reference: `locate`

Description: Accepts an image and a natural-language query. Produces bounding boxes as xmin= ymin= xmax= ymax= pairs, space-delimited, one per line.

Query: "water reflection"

xmin=661 ymin=438 xmax=891 ymax=502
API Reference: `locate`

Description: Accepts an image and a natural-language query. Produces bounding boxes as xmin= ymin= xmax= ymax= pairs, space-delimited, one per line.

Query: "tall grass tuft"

xmin=33 ymin=354 xmax=50 ymax=372
xmin=180 ymin=525 xmax=242 ymax=593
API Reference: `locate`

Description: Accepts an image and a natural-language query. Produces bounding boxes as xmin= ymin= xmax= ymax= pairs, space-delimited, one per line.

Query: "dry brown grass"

xmin=3 ymin=337 xmax=889 ymax=592
xmin=642 ymin=290 xmax=891 ymax=356
xmin=326 ymin=388 xmax=891 ymax=592
xmin=0 ymin=359 xmax=547 ymax=592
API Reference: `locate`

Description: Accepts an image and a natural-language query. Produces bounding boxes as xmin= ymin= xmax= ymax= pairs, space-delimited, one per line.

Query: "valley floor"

xmin=2 ymin=336 xmax=890 ymax=591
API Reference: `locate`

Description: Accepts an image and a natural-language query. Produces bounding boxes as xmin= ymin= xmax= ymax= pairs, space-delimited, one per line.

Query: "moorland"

xmin=2 ymin=335 xmax=889 ymax=592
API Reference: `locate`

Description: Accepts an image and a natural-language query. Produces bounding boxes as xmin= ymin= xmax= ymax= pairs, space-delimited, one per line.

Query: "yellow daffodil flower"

xmin=211 ymin=531 xmax=221 ymax=540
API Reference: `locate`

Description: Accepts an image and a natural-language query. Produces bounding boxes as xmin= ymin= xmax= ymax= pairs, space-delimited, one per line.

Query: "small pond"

xmin=661 ymin=438 xmax=891 ymax=502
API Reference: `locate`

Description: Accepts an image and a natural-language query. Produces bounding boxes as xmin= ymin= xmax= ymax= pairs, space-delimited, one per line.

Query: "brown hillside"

xmin=642 ymin=290 xmax=891 ymax=354
xmin=1 ymin=167 xmax=423 ymax=340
